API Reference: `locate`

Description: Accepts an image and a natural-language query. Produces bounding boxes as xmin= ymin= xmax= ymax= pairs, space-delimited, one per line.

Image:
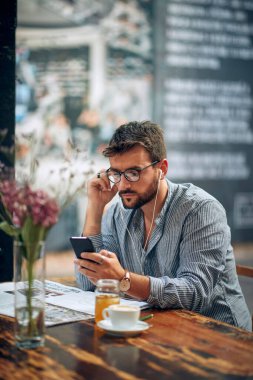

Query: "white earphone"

xmin=159 ymin=169 xmax=162 ymax=180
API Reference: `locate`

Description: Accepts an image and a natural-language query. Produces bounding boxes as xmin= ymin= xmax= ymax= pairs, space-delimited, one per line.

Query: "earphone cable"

xmin=143 ymin=174 xmax=160 ymax=251
xmin=119 ymin=171 xmax=161 ymax=273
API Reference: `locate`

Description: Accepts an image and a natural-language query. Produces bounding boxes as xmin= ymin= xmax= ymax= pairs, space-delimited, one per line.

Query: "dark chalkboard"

xmin=153 ymin=0 xmax=253 ymax=242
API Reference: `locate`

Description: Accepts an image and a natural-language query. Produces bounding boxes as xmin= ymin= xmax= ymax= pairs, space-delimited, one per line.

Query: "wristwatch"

xmin=120 ymin=270 xmax=131 ymax=292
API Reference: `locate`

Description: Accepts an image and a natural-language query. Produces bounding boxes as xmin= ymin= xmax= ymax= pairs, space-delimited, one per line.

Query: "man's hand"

xmin=83 ymin=171 xmax=118 ymax=236
xmin=87 ymin=171 xmax=118 ymax=210
xmin=74 ymin=250 xmax=125 ymax=285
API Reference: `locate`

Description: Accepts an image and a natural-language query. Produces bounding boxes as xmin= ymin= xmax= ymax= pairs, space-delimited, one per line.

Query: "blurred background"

xmin=0 ymin=0 xmax=252 ymax=313
xmin=15 ymin=0 xmax=153 ymax=252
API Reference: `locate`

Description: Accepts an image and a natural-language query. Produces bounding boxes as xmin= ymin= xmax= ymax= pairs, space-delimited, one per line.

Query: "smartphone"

xmin=70 ymin=236 xmax=95 ymax=259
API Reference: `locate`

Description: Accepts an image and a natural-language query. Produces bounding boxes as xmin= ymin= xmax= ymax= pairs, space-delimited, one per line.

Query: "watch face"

xmin=120 ymin=279 xmax=130 ymax=292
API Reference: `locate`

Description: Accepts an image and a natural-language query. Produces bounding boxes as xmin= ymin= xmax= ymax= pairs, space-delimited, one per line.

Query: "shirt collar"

xmin=154 ymin=178 xmax=174 ymax=227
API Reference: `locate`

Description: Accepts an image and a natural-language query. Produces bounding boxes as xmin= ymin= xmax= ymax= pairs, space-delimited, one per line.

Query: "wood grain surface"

xmin=0 ymin=307 xmax=253 ymax=380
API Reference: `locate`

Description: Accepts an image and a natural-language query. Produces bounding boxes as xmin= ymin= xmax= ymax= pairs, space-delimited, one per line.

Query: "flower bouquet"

xmin=0 ymin=179 xmax=59 ymax=348
xmin=0 ymin=136 xmax=93 ymax=348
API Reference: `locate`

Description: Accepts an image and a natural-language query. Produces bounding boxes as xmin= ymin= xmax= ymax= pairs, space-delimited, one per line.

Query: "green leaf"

xmin=21 ymin=217 xmax=48 ymax=261
xmin=0 ymin=221 xmax=19 ymax=237
xmin=0 ymin=200 xmax=13 ymax=225
xmin=21 ymin=217 xmax=48 ymax=244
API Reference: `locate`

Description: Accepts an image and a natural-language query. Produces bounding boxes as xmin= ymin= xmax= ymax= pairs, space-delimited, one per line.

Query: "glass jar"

xmin=95 ymin=279 xmax=120 ymax=323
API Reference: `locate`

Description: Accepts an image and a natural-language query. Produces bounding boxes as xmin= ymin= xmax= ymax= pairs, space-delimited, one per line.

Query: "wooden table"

xmin=0 ymin=282 xmax=253 ymax=380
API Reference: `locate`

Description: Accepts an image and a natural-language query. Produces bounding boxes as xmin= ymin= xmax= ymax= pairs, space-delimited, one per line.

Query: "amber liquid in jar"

xmin=95 ymin=279 xmax=120 ymax=324
xmin=95 ymin=293 xmax=120 ymax=323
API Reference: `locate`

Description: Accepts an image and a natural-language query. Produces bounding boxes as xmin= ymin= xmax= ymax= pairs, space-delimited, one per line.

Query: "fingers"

xmin=96 ymin=168 xmax=106 ymax=178
xmin=88 ymin=171 xmax=118 ymax=208
xmin=75 ymin=256 xmax=105 ymax=279
xmin=74 ymin=257 xmax=96 ymax=273
xmin=94 ymin=169 xmax=113 ymax=192
xmin=80 ymin=250 xmax=115 ymax=261
xmin=87 ymin=277 xmax=97 ymax=285
xmin=74 ymin=251 xmax=111 ymax=273
xmin=100 ymin=249 xmax=116 ymax=259
xmin=74 ymin=249 xmax=121 ymax=281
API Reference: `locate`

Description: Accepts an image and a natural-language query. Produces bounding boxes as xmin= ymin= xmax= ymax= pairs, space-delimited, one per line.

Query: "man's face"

xmin=109 ymin=146 xmax=159 ymax=210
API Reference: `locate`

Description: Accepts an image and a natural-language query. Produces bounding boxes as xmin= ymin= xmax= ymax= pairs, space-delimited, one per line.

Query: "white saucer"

xmin=97 ymin=319 xmax=150 ymax=337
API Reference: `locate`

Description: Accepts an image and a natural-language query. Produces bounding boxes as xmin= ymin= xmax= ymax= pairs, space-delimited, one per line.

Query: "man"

xmin=75 ymin=120 xmax=251 ymax=331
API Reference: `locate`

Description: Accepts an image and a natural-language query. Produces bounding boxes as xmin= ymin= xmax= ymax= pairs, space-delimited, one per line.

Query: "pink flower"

xmin=0 ymin=180 xmax=59 ymax=229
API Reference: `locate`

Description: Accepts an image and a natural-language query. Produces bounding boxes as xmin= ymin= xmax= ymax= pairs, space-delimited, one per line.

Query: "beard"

xmin=119 ymin=180 xmax=158 ymax=209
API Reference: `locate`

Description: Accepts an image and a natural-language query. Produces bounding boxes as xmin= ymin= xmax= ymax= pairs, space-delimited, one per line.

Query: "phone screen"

xmin=70 ymin=237 xmax=95 ymax=258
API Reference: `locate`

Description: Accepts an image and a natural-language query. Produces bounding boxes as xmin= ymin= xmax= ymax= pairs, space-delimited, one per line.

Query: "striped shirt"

xmin=76 ymin=179 xmax=252 ymax=331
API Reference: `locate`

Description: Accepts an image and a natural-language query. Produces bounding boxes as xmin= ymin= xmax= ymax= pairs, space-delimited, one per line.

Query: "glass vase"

xmin=14 ymin=240 xmax=45 ymax=349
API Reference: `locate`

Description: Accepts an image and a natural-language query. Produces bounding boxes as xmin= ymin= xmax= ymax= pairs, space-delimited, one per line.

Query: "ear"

xmin=159 ymin=159 xmax=168 ymax=179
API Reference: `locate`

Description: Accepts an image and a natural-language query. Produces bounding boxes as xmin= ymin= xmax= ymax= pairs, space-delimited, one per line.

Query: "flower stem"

xmin=27 ymin=246 xmax=36 ymax=336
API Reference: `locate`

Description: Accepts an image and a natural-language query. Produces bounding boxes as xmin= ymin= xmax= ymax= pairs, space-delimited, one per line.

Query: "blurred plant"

xmin=0 ymin=133 xmax=93 ymax=338
xmin=0 ymin=176 xmax=59 ymax=340
xmin=0 ymin=133 xmax=93 ymax=243
xmin=0 ymin=177 xmax=59 ymax=244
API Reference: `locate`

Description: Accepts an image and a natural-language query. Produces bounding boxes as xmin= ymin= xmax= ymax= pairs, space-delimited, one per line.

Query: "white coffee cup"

xmin=102 ymin=304 xmax=140 ymax=329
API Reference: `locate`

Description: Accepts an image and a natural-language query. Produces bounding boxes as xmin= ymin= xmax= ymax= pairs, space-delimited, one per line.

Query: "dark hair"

xmin=102 ymin=121 xmax=166 ymax=161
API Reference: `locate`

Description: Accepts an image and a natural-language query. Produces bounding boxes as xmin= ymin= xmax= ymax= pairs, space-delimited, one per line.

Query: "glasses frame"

xmin=106 ymin=160 xmax=159 ymax=184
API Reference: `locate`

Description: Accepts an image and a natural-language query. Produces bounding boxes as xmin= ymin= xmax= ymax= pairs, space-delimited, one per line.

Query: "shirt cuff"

xmin=147 ymin=276 xmax=166 ymax=306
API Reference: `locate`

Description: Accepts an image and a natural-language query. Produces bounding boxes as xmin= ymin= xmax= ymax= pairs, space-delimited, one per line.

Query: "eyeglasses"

xmin=106 ymin=161 xmax=159 ymax=184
